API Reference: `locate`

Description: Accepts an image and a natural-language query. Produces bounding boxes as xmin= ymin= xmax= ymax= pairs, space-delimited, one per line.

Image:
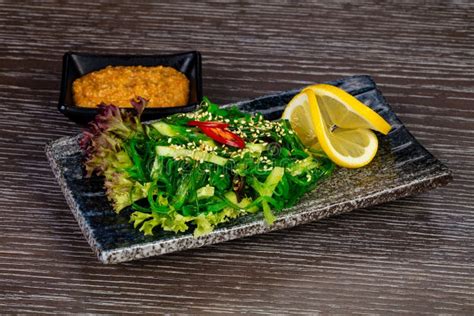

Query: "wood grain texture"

xmin=0 ymin=0 xmax=472 ymax=314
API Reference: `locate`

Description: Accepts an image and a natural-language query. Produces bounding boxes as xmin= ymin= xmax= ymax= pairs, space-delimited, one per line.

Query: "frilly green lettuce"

xmin=130 ymin=206 xmax=242 ymax=237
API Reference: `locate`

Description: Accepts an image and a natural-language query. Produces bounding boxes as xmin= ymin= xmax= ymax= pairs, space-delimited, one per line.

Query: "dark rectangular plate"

xmin=46 ymin=75 xmax=452 ymax=264
xmin=58 ymin=51 xmax=202 ymax=124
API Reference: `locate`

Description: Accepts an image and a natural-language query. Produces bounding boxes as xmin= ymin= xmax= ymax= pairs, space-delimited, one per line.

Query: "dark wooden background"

xmin=1 ymin=1 xmax=473 ymax=314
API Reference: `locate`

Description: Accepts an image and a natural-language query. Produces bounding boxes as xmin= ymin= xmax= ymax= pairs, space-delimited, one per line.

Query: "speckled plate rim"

xmin=46 ymin=75 xmax=453 ymax=264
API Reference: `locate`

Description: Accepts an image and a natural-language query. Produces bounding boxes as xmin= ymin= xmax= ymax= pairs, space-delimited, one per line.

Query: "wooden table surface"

xmin=1 ymin=1 xmax=473 ymax=314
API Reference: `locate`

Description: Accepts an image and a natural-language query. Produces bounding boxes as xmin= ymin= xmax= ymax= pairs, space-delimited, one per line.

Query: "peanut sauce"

xmin=73 ymin=65 xmax=190 ymax=108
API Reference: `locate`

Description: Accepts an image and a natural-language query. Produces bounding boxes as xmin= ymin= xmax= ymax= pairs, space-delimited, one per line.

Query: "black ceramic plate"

xmin=46 ymin=75 xmax=452 ymax=264
xmin=58 ymin=51 xmax=202 ymax=124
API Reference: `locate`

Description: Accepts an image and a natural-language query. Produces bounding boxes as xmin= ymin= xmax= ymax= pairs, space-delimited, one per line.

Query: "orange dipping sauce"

xmin=73 ymin=65 xmax=190 ymax=108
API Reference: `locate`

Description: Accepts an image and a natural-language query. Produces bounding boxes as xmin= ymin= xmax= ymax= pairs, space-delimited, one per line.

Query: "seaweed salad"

xmin=80 ymin=97 xmax=334 ymax=237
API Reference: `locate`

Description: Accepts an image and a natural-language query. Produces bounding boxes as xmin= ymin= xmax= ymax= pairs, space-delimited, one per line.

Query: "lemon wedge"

xmin=282 ymin=85 xmax=391 ymax=168
xmin=281 ymin=90 xmax=319 ymax=148
xmin=307 ymin=84 xmax=391 ymax=135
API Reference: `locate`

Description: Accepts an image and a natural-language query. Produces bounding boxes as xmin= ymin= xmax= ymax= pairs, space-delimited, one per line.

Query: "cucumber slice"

xmin=246 ymin=143 xmax=266 ymax=153
xmin=197 ymin=185 xmax=215 ymax=199
xmin=151 ymin=122 xmax=180 ymax=137
xmin=156 ymin=146 xmax=228 ymax=166
xmin=287 ymin=157 xmax=320 ymax=176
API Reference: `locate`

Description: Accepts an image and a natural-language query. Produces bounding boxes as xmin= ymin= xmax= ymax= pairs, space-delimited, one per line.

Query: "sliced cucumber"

xmin=287 ymin=157 xmax=320 ymax=176
xmin=151 ymin=122 xmax=180 ymax=137
xmin=156 ymin=146 xmax=228 ymax=166
xmin=246 ymin=143 xmax=266 ymax=153
xmin=197 ymin=185 xmax=215 ymax=199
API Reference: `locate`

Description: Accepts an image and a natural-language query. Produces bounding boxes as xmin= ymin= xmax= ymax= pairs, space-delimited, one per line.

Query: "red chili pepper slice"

xmin=200 ymin=126 xmax=246 ymax=149
xmin=187 ymin=120 xmax=229 ymax=128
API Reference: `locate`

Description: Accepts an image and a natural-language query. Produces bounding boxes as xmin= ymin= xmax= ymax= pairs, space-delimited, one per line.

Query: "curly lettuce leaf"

xmin=104 ymin=175 xmax=151 ymax=212
xmin=80 ymin=99 xmax=146 ymax=177
xmin=130 ymin=206 xmax=242 ymax=237
xmin=81 ymin=98 xmax=148 ymax=212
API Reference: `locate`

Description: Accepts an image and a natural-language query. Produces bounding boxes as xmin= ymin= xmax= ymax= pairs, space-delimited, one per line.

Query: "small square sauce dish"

xmin=58 ymin=51 xmax=202 ymax=124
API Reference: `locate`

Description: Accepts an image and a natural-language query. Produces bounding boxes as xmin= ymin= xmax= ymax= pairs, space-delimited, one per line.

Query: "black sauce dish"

xmin=58 ymin=51 xmax=203 ymax=124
